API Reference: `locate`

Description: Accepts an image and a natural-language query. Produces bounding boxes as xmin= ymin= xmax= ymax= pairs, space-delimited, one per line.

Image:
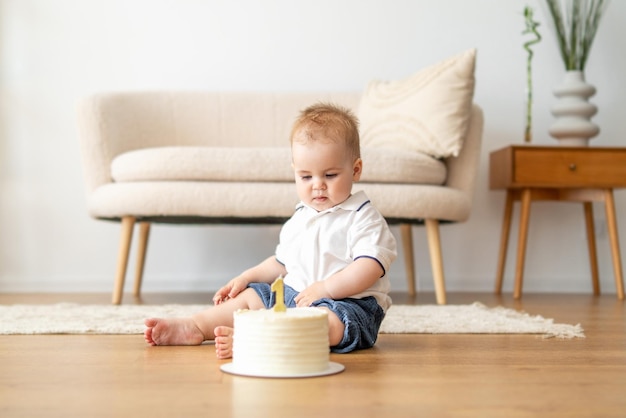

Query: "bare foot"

xmin=214 ymin=326 xmax=234 ymax=359
xmin=144 ymin=317 xmax=206 ymax=346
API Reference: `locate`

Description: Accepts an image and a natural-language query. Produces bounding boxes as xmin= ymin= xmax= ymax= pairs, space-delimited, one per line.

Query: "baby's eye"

xmin=325 ymin=173 xmax=338 ymax=179
xmin=300 ymin=175 xmax=312 ymax=181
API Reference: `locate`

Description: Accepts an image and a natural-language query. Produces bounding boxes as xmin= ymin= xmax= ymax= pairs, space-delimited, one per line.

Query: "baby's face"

xmin=291 ymin=135 xmax=362 ymax=212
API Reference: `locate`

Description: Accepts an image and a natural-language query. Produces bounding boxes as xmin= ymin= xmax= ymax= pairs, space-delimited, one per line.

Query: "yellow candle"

xmin=270 ymin=276 xmax=286 ymax=312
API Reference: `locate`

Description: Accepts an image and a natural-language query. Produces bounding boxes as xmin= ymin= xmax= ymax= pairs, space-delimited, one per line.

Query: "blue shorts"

xmin=247 ymin=282 xmax=385 ymax=353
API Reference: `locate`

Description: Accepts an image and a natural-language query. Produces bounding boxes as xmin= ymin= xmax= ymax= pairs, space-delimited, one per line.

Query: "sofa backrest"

xmin=86 ymin=91 xmax=360 ymax=150
xmin=78 ymin=91 xmax=483 ymax=198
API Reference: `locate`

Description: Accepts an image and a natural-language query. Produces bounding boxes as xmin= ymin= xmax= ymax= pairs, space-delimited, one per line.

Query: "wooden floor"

xmin=1 ymin=291 xmax=624 ymax=417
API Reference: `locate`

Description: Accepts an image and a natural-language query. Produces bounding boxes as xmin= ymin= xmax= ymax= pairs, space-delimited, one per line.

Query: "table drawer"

xmin=514 ymin=149 xmax=626 ymax=187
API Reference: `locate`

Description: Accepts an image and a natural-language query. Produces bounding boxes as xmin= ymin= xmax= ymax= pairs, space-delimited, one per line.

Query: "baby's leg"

xmin=144 ymin=287 xmax=264 ymax=346
xmin=317 ymin=307 xmax=346 ymax=347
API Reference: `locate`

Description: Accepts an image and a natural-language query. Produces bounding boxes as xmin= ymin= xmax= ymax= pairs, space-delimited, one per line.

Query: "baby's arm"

xmin=213 ymin=256 xmax=287 ymax=304
xmin=294 ymin=257 xmax=383 ymax=307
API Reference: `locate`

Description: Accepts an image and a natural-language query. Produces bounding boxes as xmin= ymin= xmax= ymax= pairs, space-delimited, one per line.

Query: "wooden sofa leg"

xmin=425 ymin=219 xmax=447 ymax=305
xmin=134 ymin=222 xmax=151 ymax=298
xmin=400 ymin=224 xmax=417 ymax=296
xmin=113 ymin=216 xmax=136 ymax=305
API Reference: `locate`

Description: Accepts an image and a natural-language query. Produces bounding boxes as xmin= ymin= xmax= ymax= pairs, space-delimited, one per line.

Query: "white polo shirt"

xmin=275 ymin=190 xmax=397 ymax=311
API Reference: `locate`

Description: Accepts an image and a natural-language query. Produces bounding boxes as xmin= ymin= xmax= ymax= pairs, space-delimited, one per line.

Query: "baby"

xmin=144 ymin=102 xmax=397 ymax=357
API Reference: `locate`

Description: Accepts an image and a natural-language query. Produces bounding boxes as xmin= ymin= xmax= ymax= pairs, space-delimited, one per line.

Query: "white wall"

xmin=1 ymin=0 xmax=625 ymax=295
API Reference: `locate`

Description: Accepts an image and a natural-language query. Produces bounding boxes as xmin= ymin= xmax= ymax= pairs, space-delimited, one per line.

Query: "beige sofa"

xmin=78 ymin=89 xmax=483 ymax=305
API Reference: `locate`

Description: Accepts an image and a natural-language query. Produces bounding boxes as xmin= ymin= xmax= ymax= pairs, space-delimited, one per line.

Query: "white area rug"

xmin=0 ymin=302 xmax=584 ymax=339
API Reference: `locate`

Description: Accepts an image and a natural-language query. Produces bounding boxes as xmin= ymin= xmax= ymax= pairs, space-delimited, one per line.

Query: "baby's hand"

xmin=213 ymin=276 xmax=248 ymax=304
xmin=212 ymin=286 xmax=230 ymax=305
xmin=294 ymin=281 xmax=331 ymax=307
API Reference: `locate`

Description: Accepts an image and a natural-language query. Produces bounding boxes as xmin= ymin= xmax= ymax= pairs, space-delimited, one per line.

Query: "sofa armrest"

xmin=77 ymin=94 xmax=117 ymax=195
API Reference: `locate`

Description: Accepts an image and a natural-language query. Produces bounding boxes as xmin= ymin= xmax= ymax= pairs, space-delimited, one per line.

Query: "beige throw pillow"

xmin=358 ymin=48 xmax=476 ymax=158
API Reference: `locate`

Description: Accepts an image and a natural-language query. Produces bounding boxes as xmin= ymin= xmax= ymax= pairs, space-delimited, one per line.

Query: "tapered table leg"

xmin=495 ymin=191 xmax=514 ymax=294
xmin=513 ymin=189 xmax=532 ymax=299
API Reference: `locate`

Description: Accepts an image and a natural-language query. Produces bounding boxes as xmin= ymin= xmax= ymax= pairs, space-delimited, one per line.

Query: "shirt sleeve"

xmin=349 ymin=206 xmax=397 ymax=275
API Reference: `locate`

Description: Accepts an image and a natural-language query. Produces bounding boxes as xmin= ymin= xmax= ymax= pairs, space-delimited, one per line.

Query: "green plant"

xmin=544 ymin=0 xmax=609 ymax=71
xmin=522 ymin=6 xmax=542 ymax=143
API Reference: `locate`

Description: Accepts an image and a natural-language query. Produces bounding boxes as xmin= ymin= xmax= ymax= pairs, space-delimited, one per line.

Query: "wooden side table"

xmin=489 ymin=145 xmax=626 ymax=300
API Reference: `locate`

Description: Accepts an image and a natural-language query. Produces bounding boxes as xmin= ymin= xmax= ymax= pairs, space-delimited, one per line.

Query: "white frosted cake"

xmin=228 ymin=307 xmax=331 ymax=377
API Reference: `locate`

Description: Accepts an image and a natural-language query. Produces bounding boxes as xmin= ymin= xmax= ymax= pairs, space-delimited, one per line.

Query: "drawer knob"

xmin=569 ymin=163 xmax=577 ymax=171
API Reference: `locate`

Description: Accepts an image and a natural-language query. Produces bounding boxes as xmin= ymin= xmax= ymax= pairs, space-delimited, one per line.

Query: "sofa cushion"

xmin=111 ymin=147 xmax=293 ymax=183
xmin=358 ymin=48 xmax=476 ymax=159
xmin=111 ymin=146 xmax=446 ymax=185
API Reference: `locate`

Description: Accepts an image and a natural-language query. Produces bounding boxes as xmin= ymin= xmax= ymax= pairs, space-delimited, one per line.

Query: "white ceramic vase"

xmin=548 ymin=70 xmax=599 ymax=146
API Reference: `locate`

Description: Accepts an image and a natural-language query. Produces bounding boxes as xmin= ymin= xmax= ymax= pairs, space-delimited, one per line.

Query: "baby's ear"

xmin=352 ymin=158 xmax=363 ymax=181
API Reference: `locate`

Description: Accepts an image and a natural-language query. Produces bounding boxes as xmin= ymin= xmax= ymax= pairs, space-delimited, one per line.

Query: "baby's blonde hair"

xmin=290 ymin=102 xmax=360 ymax=160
